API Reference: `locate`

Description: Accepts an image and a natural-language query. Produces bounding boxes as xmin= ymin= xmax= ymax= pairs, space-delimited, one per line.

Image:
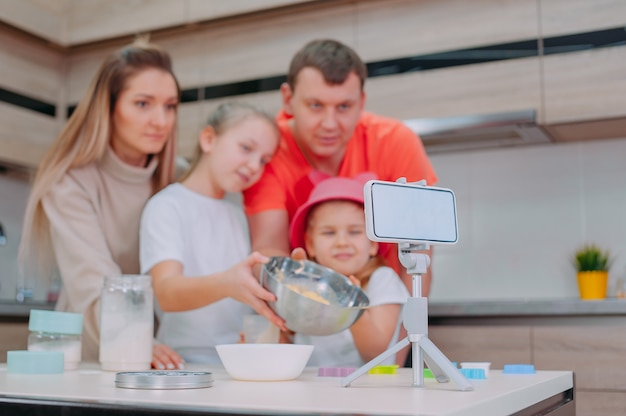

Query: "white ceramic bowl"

xmin=216 ymin=344 xmax=314 ymax=381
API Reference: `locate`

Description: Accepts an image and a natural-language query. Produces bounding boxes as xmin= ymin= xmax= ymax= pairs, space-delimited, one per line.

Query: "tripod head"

xmin=398 ymin=242 xmax=431 ymax=298
xmin=363 ymin=178 xmax=458 ymax=248
xmin=364 ymin=177 xmax=457 ymax=294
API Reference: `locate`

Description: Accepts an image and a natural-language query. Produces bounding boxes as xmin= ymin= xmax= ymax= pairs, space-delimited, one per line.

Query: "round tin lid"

xmin=115 ymin=371 xmax=213 ymax=389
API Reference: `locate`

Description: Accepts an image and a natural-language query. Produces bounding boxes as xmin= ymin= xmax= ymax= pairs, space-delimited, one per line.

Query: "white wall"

xmin=428 ymin=137 xmax=626 ymax=301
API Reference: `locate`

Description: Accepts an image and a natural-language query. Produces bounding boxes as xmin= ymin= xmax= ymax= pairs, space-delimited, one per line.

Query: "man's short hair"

xmin=287 ymin=39 xmax=367 ymax=91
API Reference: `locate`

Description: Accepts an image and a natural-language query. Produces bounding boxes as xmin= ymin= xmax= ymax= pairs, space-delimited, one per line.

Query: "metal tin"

xmin=115 ymin=371 xmax=213 ymax=389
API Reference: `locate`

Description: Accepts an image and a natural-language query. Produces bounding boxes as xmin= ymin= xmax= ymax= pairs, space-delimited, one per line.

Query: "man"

xmin=243 ymin=38 xmax=438 ymax=295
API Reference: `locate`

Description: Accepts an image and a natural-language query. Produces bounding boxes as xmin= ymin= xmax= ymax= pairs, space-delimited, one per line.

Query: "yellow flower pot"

xmin=577 ymin=271 xmax=608 ymax=300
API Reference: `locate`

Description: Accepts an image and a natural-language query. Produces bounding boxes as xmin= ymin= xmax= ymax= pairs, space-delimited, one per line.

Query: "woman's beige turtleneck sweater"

xmin=42 ymin=147 xmax=158 ymax=361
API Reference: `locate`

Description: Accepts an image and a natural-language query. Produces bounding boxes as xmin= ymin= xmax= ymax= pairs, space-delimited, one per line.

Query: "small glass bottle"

xmin=99 ymin=275 xmax=153 ymax=371
xmin=27 ymin=309 xmax=83 ymax=370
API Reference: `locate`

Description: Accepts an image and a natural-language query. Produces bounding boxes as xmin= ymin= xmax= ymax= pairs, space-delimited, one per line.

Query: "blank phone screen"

xmin=366 ymin=182 xmax=458 ymax=244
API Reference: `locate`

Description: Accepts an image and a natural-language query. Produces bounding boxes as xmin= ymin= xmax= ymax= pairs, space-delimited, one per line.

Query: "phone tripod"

xmin=341 ymin=243 xmax=473 ymax=390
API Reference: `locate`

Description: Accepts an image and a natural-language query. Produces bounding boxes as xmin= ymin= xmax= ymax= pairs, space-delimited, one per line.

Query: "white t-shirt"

xmin=295 ymin=266 xmax=409 ymax=367
xmin=140 ymin=183 xmax=252 ymax=364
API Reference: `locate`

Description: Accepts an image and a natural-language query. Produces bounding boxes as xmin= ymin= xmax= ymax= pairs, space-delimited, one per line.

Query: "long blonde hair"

xmin=19 ymin=39 xmax=181 ymax=275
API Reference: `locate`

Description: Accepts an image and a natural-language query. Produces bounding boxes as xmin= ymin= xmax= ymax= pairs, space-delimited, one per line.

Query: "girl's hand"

xmin=348 ymin=274 xmax=361 ymax=287
xmin=279 ymin=329 xmax=295 ymax=344
xmin=226 ymin=252 xmax=288 ymax=332
xmin=290 ymin=247 xmax=308 ymax=261
xmin=152 ymin=341 xmax=185 ymax=370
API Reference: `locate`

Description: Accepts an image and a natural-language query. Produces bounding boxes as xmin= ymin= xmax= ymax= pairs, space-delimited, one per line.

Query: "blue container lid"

xmin=7 ymin=350 xmax=64 ymax=374
xmin=459 ymin=368 xmax=486 ymax=379
xmin=503 ymin=364 xmax=536 ymax=374
xmin=29 ymin=309 xmax=83 ymax=335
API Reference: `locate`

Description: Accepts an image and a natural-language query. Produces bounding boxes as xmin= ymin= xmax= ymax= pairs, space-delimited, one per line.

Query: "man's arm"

xmin=248 ymin=209 xmax=291 ymax=258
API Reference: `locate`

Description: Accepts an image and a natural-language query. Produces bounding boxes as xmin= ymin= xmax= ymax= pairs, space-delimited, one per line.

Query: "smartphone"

xmin=363 ymin=180 xmax=458 ymax=244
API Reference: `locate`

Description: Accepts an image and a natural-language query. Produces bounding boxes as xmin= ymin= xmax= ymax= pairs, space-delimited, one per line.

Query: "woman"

xmin=19 ymin=38 xmax=184 ymax=370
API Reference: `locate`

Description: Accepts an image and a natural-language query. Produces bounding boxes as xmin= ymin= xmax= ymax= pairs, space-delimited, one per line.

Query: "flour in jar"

xmin=28 ymin=338 xmax=82 ymax=370
xmin=99 ymin=321 xmax=153 ymax=371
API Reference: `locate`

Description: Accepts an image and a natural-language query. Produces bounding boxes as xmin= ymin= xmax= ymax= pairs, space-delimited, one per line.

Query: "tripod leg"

xmin=410 ymin=334 xmax=425 ymax=387
xmin=418 ymin=337 xmax=473 ymax=391
xmin=341 ymin=337 xmax=410 ymax=387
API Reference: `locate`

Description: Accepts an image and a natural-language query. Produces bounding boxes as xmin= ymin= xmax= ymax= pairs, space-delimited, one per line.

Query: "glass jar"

xmin=27 ymin=309 xmax=83 ymax=370
xmin=99 ymin=275 xmax=153 ymax=371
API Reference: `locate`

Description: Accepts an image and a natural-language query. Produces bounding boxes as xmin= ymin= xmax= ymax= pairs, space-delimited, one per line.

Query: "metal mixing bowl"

xmin=260 ymin=256 xmax=370 ymax=336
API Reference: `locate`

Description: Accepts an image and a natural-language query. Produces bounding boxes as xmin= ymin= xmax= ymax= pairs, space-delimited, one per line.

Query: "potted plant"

xmin=573 ymin=244 xmax=612 ymax=300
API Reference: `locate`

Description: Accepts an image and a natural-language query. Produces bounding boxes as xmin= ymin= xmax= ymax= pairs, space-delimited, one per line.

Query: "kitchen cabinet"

xmin=539 ymin=0 xmax=626 ymax=125
xmin=0 ymin=302 xmax=53 ymax=362
xmin=428 ymin=299 xmax=626 ymax=416
xmin=0 ymin=28 xmax=63 ymax=168
xmin=542 ymin=47 xmax=626 ymax=124
xmin=0 ymin=322 xmax=29 ymax=363
xmin=428 ymin=325 xmax=532 ymax=369
xmin=0 ymin=103 xmax=58 ymax=167
xmin=2 ymin=0 xmax=626 ymax=168
xmin=0 ymin=0 xmax=316 ymax=47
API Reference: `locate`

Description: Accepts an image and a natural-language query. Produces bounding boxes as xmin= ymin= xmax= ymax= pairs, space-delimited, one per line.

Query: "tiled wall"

xmin=428 ymin=137 xmax=626 ymax=301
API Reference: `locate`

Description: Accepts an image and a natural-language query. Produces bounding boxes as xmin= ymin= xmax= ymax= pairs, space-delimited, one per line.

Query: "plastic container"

xmin=27 ymin=309 xmax=83 ymax=370
xmin=7 ymin=350 xmax=64 ymax=374
xmin=99 ymin=275 xmax=153 ymax=371
xmin=503 ymin=364 xmax=536 ymax=374
xmin=460 ymin=361 xmax=491 ymax=378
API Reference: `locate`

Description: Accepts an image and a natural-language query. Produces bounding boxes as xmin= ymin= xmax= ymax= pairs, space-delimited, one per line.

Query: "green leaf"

xmin=573 ymin=244 xmax=612 ymax=272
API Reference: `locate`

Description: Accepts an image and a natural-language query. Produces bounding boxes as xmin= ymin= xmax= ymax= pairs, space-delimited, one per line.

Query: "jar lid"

xmin=104 ymin=274 xmax=152 ymax=289
xmin=29 ymin=309 xmax=83 ymax=335
xmin=7 ymin=350 xmax=64 ymax=374
xmin=115 ymin=371 xmax=214 ymax=389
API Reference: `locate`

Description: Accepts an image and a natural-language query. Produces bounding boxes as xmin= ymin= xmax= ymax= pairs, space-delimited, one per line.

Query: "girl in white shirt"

xmin=140 ymin=102 xmax=285 ymax=364
xmin=289 ymin=173 xmax=409 ymax=367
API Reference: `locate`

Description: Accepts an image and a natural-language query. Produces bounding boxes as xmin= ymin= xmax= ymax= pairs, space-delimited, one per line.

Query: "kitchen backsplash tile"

xmin=429 ymin=136 xmax=626 ymax=301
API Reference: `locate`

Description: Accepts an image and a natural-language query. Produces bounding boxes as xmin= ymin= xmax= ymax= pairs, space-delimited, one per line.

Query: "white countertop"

xmin=0 ymin=363 xmax=573 ymax=415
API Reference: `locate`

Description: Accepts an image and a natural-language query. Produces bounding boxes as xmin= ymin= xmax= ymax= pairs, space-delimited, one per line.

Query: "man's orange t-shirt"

xmin=243 ymin=110 xmax=438 ymax=274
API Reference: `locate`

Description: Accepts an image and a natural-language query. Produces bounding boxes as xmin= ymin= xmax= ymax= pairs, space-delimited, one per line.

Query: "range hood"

xmin=405 ymin=109 xmax=626 ymax=153
xmin=404 ymin=109 xmax=552 ymax=153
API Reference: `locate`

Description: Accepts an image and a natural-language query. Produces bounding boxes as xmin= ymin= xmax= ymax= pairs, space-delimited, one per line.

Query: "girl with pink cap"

xmin=289 ymin=173 xmax=409 ymax=367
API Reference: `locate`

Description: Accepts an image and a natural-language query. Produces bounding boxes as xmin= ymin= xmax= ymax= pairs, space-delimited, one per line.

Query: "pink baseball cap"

xmin=289 ymin=172 xmax=377 ymax=250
